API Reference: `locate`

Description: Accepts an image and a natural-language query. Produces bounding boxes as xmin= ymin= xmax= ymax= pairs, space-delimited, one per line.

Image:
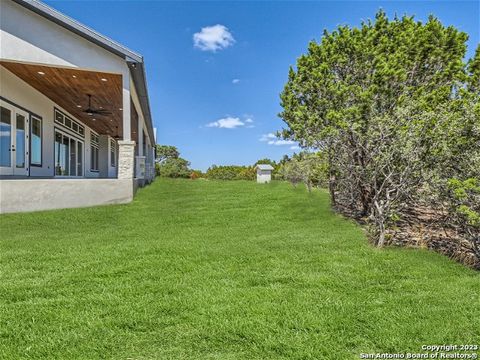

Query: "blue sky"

xmin=45 ymin=0 xmax=479 ymax=171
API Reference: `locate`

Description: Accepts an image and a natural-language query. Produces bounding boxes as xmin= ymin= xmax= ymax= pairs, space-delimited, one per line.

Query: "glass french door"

xmin=0 ymin=101 xmax=28 ymax=176
xmin=54 ymin=130 xmax=83 ymax=177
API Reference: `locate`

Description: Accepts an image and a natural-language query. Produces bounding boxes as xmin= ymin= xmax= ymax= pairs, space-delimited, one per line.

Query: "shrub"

xmin=190 ymin=170 xmax=203 ymax=180
xmin=157 ymin=157 xmax=191 ymax=178
xmin=237 ymin=167 xmax=256 ymax=180
xmin=279 ymin=152 xmax=329 ymax=190
xmin=206 ymin=165 xmax=255 ymax=180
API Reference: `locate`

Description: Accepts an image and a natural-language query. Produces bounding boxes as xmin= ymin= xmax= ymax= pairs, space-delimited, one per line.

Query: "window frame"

xmin=54 ymin=108 xmax=85 ymax=138
xmin=110 ymin=138 xmax=116 ymax=167
xmin=53 ymin=127 xmax=84 ymax=177
xmin=90 ymin=131 xmax=99 ymax=172
xmin=30 ymin=115 xmax=42 ymax=167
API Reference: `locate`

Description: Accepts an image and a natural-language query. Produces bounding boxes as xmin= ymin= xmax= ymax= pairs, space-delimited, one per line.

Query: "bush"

xmin=206 ymin=165 xmax=255 ymax=180
xmin=279 ymin=152 xmax=329 ymax=190
xmin=237 ymin=166 xmax=256 ymax=180
xmin=190 ymin=170 xmax=203 ymax=180
xmin=157 ymin=157 xmax=191 ymax=178
xmin=445 ymin=178 xmax=480 ymax=261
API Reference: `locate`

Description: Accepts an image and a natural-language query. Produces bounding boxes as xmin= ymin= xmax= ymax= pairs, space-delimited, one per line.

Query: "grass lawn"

xmin=1 ymin=179 xmax=479 ymax=359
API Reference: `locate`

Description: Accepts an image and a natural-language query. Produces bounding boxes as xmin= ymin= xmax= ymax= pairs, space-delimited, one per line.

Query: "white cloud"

xmin=232 ymin=79 xmax=240 ymax=84
xmin=290 ymin=145 xmax=300 ymax=150
xmin=268 ymin=139 xmax=295 ymax=146
xmin=206 ymin=115 xmax=255 ymax=129
xmin=193 ymin=25 xmax=235 ymax=52
xmin=259 ymin=133 xmax=276 ymax=142
xmin=206 ymin=117 xmax=244 ymax=129
xmin=260 ymin=133 xmax=296 ymax=146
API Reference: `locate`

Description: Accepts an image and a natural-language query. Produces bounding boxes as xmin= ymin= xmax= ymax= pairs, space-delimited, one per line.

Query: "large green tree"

xmin=155 ymin=145 xmax=180 ymax=163
xmin=157 ymin=157 xmax=191 ymax=178
xmin=155 ymin=144 xmax=192 ymax=178
xmin=279 ymin=10 xmax=477 ymax=246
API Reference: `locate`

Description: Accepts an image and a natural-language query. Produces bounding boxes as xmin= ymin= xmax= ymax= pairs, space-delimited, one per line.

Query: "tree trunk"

xmin=374 ymin=199 xmax=386 ymax=247
xmin=327 ymin=148 xmax=336 ymax=206
xmin=329 ymin=175 xmax=336 ymax=205
xmin=306 ymin=181 xmax=312 ymax=193
xmin=377 ymin=223 xmax=386 ymax=247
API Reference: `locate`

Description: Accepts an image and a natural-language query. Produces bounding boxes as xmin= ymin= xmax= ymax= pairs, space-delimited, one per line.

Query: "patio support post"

xmin=118 ymin=72 xmax=135 ymax=179
xmin=138 ymin=117 xmax=144 ymax=157
xmin=118 ymin=140 xmax=135 ymax=179
xmin=122 ymin=74 xmax=131 ymax=141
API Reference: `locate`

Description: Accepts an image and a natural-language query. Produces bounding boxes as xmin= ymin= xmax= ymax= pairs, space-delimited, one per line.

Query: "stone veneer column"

xmin=117 ymin=140 xmax=136 ymax=179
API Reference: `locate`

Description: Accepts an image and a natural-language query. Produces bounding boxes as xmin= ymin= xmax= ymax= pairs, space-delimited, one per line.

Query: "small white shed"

xmin=255 ymin=164 xmax=274 ymax=183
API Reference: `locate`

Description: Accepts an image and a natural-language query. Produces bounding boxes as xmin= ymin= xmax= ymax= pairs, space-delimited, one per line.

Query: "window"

xmin=16 ymin=114 xmax=25 ymax=168
xmin=54 ymin=129 xmax=83 ymax=176
xmin=55 ymin=111 xmax=64 ymax=124
xmin=77 ymin=142 xmax=83 ymax=175
xmin=110 ymin=139 xmax=116 ymax=167
xmin=54 ymin=108 xmax=84 ymax=137
xmin=0 ymin=106 xmax=12 ymax=167
xmin=31 ymin=116 xmax=42 ymax=166
xmin=90 ymin=132 xmax=99 ymax=171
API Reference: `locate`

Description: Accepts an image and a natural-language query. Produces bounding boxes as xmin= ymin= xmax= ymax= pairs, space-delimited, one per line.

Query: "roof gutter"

xmin=128 ymin=61 xmax=155 ymax=145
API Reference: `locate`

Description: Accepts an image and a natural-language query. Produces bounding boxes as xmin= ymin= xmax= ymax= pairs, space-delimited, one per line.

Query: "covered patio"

xmin=0 ymin=0 xmax=156 ymax=213
xmin=0 ymin=60 xmax=155 ymax=181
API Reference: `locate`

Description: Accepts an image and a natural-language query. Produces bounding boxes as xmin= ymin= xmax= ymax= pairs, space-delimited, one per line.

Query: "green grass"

xmin=1 ymin=179 xmax=479 ymax=359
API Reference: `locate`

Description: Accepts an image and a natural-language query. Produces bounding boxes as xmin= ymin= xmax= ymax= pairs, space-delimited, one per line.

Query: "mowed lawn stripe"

xmin=0 ymin=179 xmax=479 ymax=359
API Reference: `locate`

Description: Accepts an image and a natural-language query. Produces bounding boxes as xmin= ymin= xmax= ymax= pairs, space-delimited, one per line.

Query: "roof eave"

xmin=12 ymin=0 xmax=143 ymax=63
xmin=12 ymin=0 xmax=156 ymax=144
xmin=128 ymin=61 xmax=155 ymax=144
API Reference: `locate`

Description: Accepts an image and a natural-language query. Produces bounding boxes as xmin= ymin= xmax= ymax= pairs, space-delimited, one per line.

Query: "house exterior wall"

xmin=0 ymin=0 xmax=134 ymax=148
xmin=0 ymin=0 xmax=156 ymax=213
xmin=0 ymin=178 xmax=134 ymax=213
xmin=0 ymin=0 xmax=127 ymax=75
xmin=98 ymin=135 xmax=118 ymax=178
xmin=129 ymin=77 xmax=155 ymax=181
xmin=130 ymin=78 xmax=154 ymax=150
xmin=0 ymin=66 xmax=104 ymax=178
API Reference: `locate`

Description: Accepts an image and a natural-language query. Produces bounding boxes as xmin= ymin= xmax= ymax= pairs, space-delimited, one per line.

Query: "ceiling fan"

xmin=82 ymin=94 xmax=112 ymax=116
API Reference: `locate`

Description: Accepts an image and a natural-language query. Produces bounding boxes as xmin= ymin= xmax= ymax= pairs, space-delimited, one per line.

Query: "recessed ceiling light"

xmin=99 ymin=106 xmax=103 ymax=109
xmin=110 ymin=119 xmax=113 ymax=122
xmin=101 ymin=78 xmax=107 ymax=82
xmin=37 ymin=71 xmax=45 ymax=75
xmin=119 ymin=108 xmax=123 ymax=111
xmin=72 ymin=75 xmax=77 ymax=78
xmin=76 ymin=105 xmax=82 ymax=108
xmin=92 ymin=118 xmax=96 ymax=121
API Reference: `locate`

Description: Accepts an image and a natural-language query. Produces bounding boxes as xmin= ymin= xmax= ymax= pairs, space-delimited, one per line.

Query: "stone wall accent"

xmin=118 ymin=140 xmax=136 ymax=179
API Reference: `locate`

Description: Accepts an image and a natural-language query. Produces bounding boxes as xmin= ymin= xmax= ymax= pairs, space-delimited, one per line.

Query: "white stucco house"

xmin=0 ymin=0 xmax=156 ymax=213
xmin=256 ymin=164 xmax=274 ymax=183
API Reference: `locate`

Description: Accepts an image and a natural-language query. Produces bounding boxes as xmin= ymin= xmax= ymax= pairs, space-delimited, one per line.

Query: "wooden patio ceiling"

xmin=1 ymin=61 xmax=127 ymax=138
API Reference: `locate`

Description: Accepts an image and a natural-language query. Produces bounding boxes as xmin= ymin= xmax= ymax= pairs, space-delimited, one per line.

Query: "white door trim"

xmin=0 ymin=100 xmax=29 ymax=176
